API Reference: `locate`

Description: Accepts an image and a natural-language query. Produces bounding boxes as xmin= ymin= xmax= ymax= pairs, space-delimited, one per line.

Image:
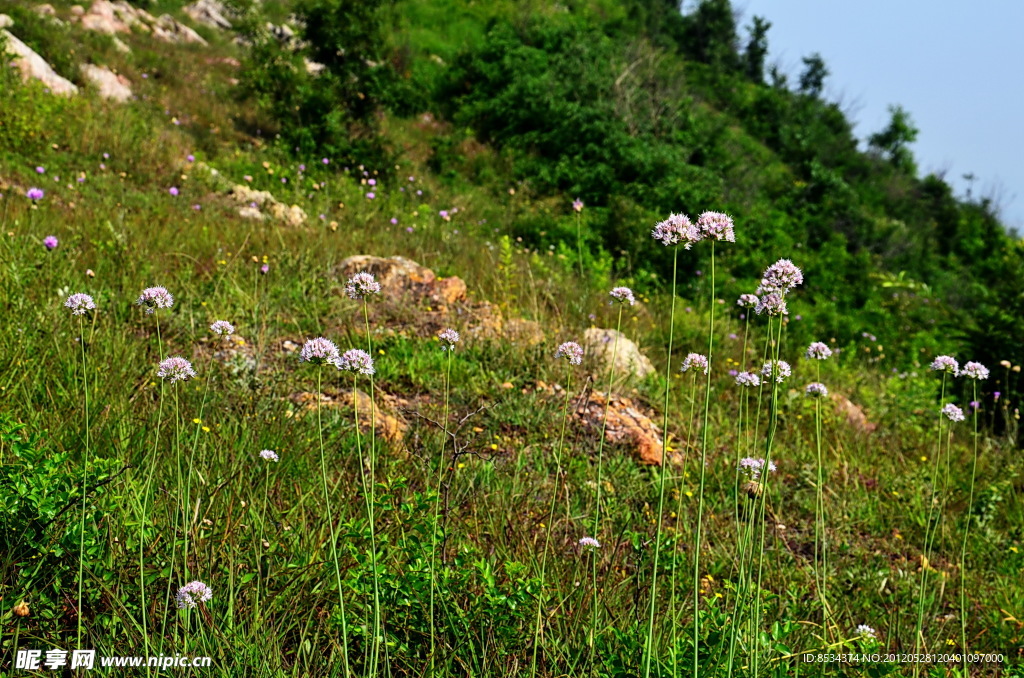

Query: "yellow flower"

xmin=202 ymin=426 xmax=210 ymax=433
xmin=192 ymin=418 xmax=201 ymax=424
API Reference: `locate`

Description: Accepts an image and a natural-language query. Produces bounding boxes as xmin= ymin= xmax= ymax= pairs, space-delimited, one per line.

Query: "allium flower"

xmin=805 ymin=382 xmax=829 ymax=398
xmin=136 ymin=286 xmax=174 ymax=314
xmin=739 ymin=457 xmax=777 ymax=480
xmin=680 ymin=352 xmax=709 ymax=375
xmin=758 ymin=259 xmax=803 ymax=294
xmin=856 ymin=625 xmax=877 ymax=640
xmin=334 ymin=348 xmax=375 ymax=375
xmin=169 ymin=186 xmax=179 ymax=196
xmin=65 ymin=293 xmax=96 ymax=315
xmin=210 ymin=320 xmax=235 ymax=335
xmin=259 ymin=449 xmax=279 ymax=462
xmin=696 ymin=211 xmax=735 ymax=242
xmin=737 ymin=293 xmax=759 ymax=308
xmin=438 ymin=328 xmax=460 ymax=351
xmin=578 ymin=536 xmax=600 ymax=549
xmin=609 ymin=286 xmax=635 ymax=305
xmin=761 ymin=360 xmax=792 ymax=383
xmin=806 ymin=341 xmax=832 ymax=360
xmin=43 ymin=235 xmax=58 ymax=250
xmin=299 ymin=337 xmax=340 ymax=365
xmin=556 ymin=341 xmax=584 ymax=365
xmin=157 ymin=356 xmax=197 ymax=384
xmin=651 ymin=213 xmax=701 ymax=248
xmin=930 ymin=355 xmax=959 ymax=374
xmin=942 ymin=403 xmax=965 ymax=422
xmin=960 ymin=361 xmax=989 ymax=380
xmin=175 ymin=581 xmax=213 ymax=609
xmin=345 ymin=271 xmax=381 ymax=300
xmin=27 ymin=187 xmax=45 ymax=200
xmin=572 ymin=198 xmax=584 ymax=212
xmin=736 ymin=371 xmax=760 ymax=387
xmin=755 ymin=292 xmax=788 ymax=317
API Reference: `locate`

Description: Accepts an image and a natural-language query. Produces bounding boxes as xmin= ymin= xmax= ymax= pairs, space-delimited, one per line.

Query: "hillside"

xmin=1 ymin=0 xmax=1023 ymax=676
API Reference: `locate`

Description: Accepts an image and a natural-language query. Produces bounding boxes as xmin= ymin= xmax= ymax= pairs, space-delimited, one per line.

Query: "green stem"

xmin=362 ymin=301 xmax=382 ymax=676
xmin=960 ymin=381 xmax=979 ymax=671
xmin=76 ymin=315 xmax=89 ymax=647
xmin=430 ymin=350 xmax=453 ymax=671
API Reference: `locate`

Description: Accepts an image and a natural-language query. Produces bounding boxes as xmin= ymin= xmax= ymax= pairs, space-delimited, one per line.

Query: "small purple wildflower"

xmin=969 ymin=401 xmax=980 ymax=410
xmin=175 ymin=581 xmax=212 ymax=609
xmin=65 ymin=293 xmax=96 ymax=315
xmin=556 ymin=341 xmax=584 ymax=365
xmin=805 ymin=382 xmax=829 ymax=398
xmin=334 ymin=348 xmax=375 ymax=375
xmin=761 ymin=360 xmax=792 ymax=383
xmin=438 ymin=328 xmax=460 ymax=351
xmin=345 ymin=272 xmax=382 ymax=300
xmin=300 ymin=337 xmax=340 ymax=365
xmin=368 ymin=178 xmax=376 ymax=186
xmin=390 ymin=217 xmax=398 ymax=225
xmin=737 ymin=293 xmax=759 ymax=308
xmin=942 ymin=403 xmax=965 ymax=422
xmin=680 ymin=352 xmax=709 ymax=375
xmin=759 ymin=259 xmax=803 ymax=294
xmin=696 ymin=211 xmax=736 ymax=242
xmin=930 ymin=356 xmax=959 ymax=375
xmin=259 ymin=449 xmax=279 ymax=462
xmin=260 ymin=264 xmax=269 ymax=274
xmin=136 ymin=286 xmax=174 ymax=314
xmin=157 ymin=356 xmax=197 ymax=384
xmin=651 ymin=213 xmax=701 ymax=248
xmin=366 ymin=192 xmax=375 ymax=200
xmin=210 ymin=320 xmax=235 ymax=335
xmin=43 ymin=235 xmax=58 ymax=250
xmin=755 ymin=292 xmax=787 ymax=317
xmin=960 ymin=361 xmax=989 ymax=380
xmin=578 ymin=536 xmax=600 ymax=549
xmin=169 ymin=187 xmax=179 ymax=196
xmin=36 ymin=166 xmax=45 ymax=174
xmin=609 ymin=286 xmax=635 ymax=305
xmin=26 ymin=187 xmax=45 ymax=200
xmin=572 ymin=198 xmax=584 ymax=212
xmin=735 ymin=371 xmax=760 ymax=388
xmin=322 ymin=158 xmax=330 ymax=165
xmin=994 ymin=391 xmax=1001 ymax=401
xmin=186 ymin=154 xmax=195 ymax=163
xmin=806 ymin=342 xmax=833 ymax=360
xmin=739 ymin=457 xmax=777 ymax=480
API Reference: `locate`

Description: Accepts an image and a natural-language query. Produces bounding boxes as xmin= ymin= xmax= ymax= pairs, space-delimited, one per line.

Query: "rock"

xmin=831 ymin=393 xmax=877 ymax=434
xmin=238 ymin=206 xmax=265 ymax=221
xmin=574 ymin=391 xmax=672 ymax=466
xmin=80 ymin=0 xmax=153 ymax=34
xmin=335 ymin=255 xmax=466 ymax=308
xmin=0 ymin=14 xmax=12 ymax=29
xmin=70 ymin=5 xmax=85 ymax=16
xmin=287 ymin=389 xmax=408 ymax=444
xmin=33 ymin=4 xmax=56 ymax=17
xmin=582 ymin=328 xmax=655 ymax=381
xmin=504 ymin=317 xmax=545 ymax=346
xmin=110 ymin=36 xmax=130 ymax=53
xmin=1 ymin=30 xmax=78 ymax=96
xmin=227 ymin=184 xmax=305 ymax=225
xmin=153 ymin=13 xmax=207 ymax=45
xmin=304 ymin=59 xmax=325 ymax=75
xmin=267 ymin=201 xmax=307 ymax=228
xmin=80 ymin=63 xmax=132 ymax=101
xmin=183 ymin=0 xmax=231 ymax=30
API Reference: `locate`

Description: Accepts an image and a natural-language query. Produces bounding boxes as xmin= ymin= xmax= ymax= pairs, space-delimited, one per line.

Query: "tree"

xmin=680 ymin=0 xmax=741 ymax=72
xmin=868 ymin=105 xmax=918 ymax=173
xmin=798 ymin=52 xmax=828 ymax=97
xmin=743 ymin=16 xmax=771 ymax=83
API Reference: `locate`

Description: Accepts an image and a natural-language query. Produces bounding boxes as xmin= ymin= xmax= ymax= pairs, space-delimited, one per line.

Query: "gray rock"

xmin=80 ymin=63 xmax=132 ymax=101
xmin=2 ymin=29 xmax=78 ymax=96
xmin=582 ymin=328 xmax=656 ymax=381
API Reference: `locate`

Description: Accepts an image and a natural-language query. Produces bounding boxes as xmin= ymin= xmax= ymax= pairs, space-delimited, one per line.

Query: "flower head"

xmin=735 ymin=371 xmax=760 ymax=388
xmin=755 ymin=292 xmax=788 ymax=317
xmin=572 ymin=198 xmax=584 ymax=212
xmin=960 ymin=361 xmax=989 ymax=380
xmin=299 ymin=337 xmax=340 ymax=365
xmin=758 ymin=259 xmax=803 ymax=294
xmin=260 ymin=264 xmax=269 ymax=275
xmin=334 ymin=348 xmax=375 ymax=375
xmin=856 ymin=625 xmax=877 ymax=640
xmin=210 ymin=320 xmax=235 ymax=335
xmin=805 ymin=382 xmax=828 ymax=398
xmin=556 ymin=341 xmax=584 ymax=365
xmin=696 ymin=211 xmax=735 ymax=242
xmin=737 ymin=293 xmax=759 ymax=308
xmin=610 ymin=286 xmax=635 ymax=306
xmin=43 ymin=235 xmax=58 ymax=250
xmin=259 ymin=449 xmax=279 ymax=462
xmin=175 ymin=581 xmax=213 ymax=609
xmin=680 ymin=352 xmax=709 ymax=375
xmin=438 ymin=328 xmax=460 ymax=351
xmin=761 ymin=360 xmax=792 ymax=383
xmin=157 ymin=356 xmax=197 ymax=384
xmin=578 ymin=536 xmax=600 ymax=550
xmin=169 ymin=186 xmax=179 ymax=196
xmin=739 ymin=457 xmax=777 ymax=480
xmin=136 ymin=286 xmax=174 ymax=314
xmin=345 ymin=271 xmax=381 ymax=300
xmin=930 ymin=356 xmax=959 ymax=374
xmin=806 ymin=341 xmax=832 ymax=360
xmin=65 ymin=293 xmax=96 ymax=315
xmin=26 ymin=187 xmax=44 ymax=200
xmin=942 ymin=403 xmax=965 ymax=422
xmin=651 ymin=213 xmax=701 ymax=248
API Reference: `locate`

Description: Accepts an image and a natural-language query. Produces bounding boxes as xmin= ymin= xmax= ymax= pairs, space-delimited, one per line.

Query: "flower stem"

xmin=959 ymin=381 xmax=979 ymax=672
xmin=76 ymin=315 xmax=89 ymax=647
xmin=430 ymin=350 xmax=453 ymax=671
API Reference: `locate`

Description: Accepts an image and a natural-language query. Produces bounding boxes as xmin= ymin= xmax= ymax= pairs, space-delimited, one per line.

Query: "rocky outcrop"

xmin=582 ymin=328 xmax=655 ymax=381
xmin=1 ymin=29 xmax=79 ymax=96
xmin=183 ymin=0 xmax=231 ymax=30
xmin=153 ymin=13 xmax=207 ymax=45
xmin=80 ymin=63 xmax=132 ymax=101
xmin=831 ymin=393 xmax=877 ymax=434
xmin=573 ymin=390 xmax=674 ymax=466
xmin=77 ymin=0 xmax=205 ymax=45
xmin=287 ymin=389 xmax=408 ymax=444
xmin=227 ymin=184 xmax=307 ymax=226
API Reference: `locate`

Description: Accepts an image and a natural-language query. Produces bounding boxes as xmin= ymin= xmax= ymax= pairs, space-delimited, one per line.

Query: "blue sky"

xmin=734 ymin=0 xmax=1024 ymax=230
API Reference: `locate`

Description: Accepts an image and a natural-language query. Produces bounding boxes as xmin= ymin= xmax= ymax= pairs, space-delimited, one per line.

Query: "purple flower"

xmin=175 ymin=581 xmax=212 ymax=609
xmin=728 ymin=333 xmax=738 ymax=340
xmin=186 ymin=154 xmax=195 ymax=163
xmin=805 ymin=382 xmax=828 ymax=398
xmin=368 ymin=178 xmax=376 ymax=186
xmin=806 ymin=342 xmax=832 ymax=360
xmin=696 ymin=211 xmax=736 ymax=242
xmin=755 ymin=292 xmax=788 ymax=317
xmin=136 ymin=286 xmax=174 ymax=314
xmin=260 ymin=264 xmax=269 ymax=274
xmin=416 ymin=190 xmax=423 ymax=196
xmin=345 ymin=272 xmax=381 ymax=300
xmin=680 ymin=352 xmax=709 ymax=375
xmin=322 ymin=158 xmax=330 ymax=165
xmin=439 ymin=210 xmax=450 ymax=220
xmin=969 ymin=401 xmax=980 ymax=410
xmin=65 ymin=293 xmax=96 ymax=315
xmin=210 ymin=320 xmax=235 ymax=335
xmin=43 ymin=235 xmax=58 ymax=250
xmin=299 ymin=164 xmax=306 ymax=172
xmin=651 ymin=213 xmax=701 ymax=248
xmin=408 ymin=176 xmax=415 ymax=182
xmin=390 ymin=217 xmax=398 ymax=225
xmin=942 ymin=403 xmax=965 ymax=422
xmin=26 ymin=187 xmax=45 ymax=201
xmin=572 ymin=198 xmax=584 ymax=212
xmin=930 ymin=356 xmax=959 ymax=375
xmin=35 ymin=166 xmax=45 ymax=174
xmin=994 ymin=391 xmax=1001 ymax=401
xmin=169 ymin=187 xmax=179 ymax=196
xmin=334 ymin=348 xmax=375 ymax=375
xmin=556 ymin=341 xmax=584 ymax=365
xmin=300 ymin=337 xmax=340 ymax=365
xmin=578 ymin=536 xmax=600 ymax=549
xmin=737 ymin=293 xmax=759 ymax=308
xmin=758 ymin=259 xmax=803 ymax=294
xmin=739 ymin=457 xmax=776 ymax=480
xmin=761 ymin=360 xmax=792 ymax=383
xmin=192 ymin=204 xmax=201 ymax=211
xmin=960 ymin=361 xmax=989 ymax=380
xmin=366 ymin=192 xmax=375 ymax=200
xmin=157 ymin=356 xmax=197 ymax=383
xmin=406 ymin=227 xmax=414 ymax=233
xmin=735 ymin=371 xmax=760 ymax=387
xmin=609 ymin=286 xmax=635 ymax=305
xmin=260 ymin=449 xmax=279 ymax=462
xmin=438 ymin=328 xmax=460 ymax=351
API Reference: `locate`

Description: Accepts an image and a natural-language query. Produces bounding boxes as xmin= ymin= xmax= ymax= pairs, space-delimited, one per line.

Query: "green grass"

xmin=1 ymin=5 xmax=1023 ymax=677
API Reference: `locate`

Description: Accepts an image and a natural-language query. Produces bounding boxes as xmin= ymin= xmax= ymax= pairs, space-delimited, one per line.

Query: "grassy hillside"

xmin=1 ymin=0 xmax=1023 ymax=676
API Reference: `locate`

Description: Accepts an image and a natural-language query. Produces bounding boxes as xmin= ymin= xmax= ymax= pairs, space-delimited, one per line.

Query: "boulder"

xmin=0 ymin=14 xmax=12 ymax=29
xmin=227 ymin=184 xmax=306 ymax=225
xmin=582 ymin=328 xmax=655 ymax=381
xmin=80 ymin=63 xmax=132 ymax=101
xmin=287 ymin=389 xmax=408 ymax=444
xmin=1 ymin=30 xmax=78 ymax=96
xmin=335 ymin=255 xmax=466 ymax=308
xmin=573 ymin=391 xmax=674 ymax=466
xmin=831 ymin=393 xmax=877 ymax=434
xmin=79 ymin=0 xmax=153 ymax=34
xmin=153 ymin=13 xmax=207 ymax=45
xmin=183 ymin=0 xmax=231 ymax=30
